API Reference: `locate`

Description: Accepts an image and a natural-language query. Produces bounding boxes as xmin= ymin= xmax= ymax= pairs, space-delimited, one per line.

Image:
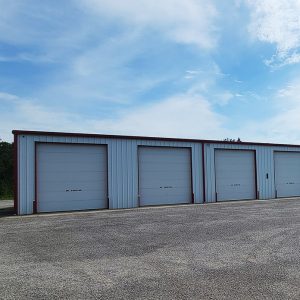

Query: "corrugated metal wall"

xmin=204 ymin=143 xmax=300 ymax=202
xmin=17 ymin=133 xmax=300 ymax=215
xmin=17 ymin=134 xmax=203 ymax=215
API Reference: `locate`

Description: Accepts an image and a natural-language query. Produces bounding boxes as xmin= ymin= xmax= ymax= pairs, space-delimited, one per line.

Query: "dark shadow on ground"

xmin=0 ymin=200 xmax=15 ymax=217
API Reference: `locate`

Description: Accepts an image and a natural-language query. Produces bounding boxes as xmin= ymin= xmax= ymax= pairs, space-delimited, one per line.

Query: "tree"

xmin=0 ymin=141 xmax=13 ymax=199
xmin=223 ymin=137 xmax=242 ymax=142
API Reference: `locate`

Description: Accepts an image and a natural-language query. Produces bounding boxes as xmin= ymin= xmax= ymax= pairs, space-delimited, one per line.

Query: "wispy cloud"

xmin=247 ymin=0 xmax=300 ymax=67
xmin=91 ymin=93 xmax=227 ymax=138
xmin=78 ymin=0 xmax=219 ymax=49
xmin=0 ymin=92 xmax=19 ymax=101
xmin=0 ymin=53 xmax=54 ymax=63
xmin=0 ymin=91 xmax=228 ymax=141
xmin=234 ymin=79 xmax=243 ymax=83
xmin=184 ymin=70 xmax=201 ymax=80
xmin=1 ymin=1 xmax=300 ymax=145
xmin=186 ymin=70 xmax=201 ymax=75
xmin=213 ymin=91 xmax=234 ymax=106
xmin=234 ymin=79 xmax=300 ymax=143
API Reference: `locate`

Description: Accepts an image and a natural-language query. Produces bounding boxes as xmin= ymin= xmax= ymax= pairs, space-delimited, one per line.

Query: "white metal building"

xmin=13 ymin=130 xmax=300 ymax=215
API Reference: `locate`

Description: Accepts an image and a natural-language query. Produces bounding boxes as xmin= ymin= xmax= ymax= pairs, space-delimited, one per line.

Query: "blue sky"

xmin=1 ymin=0 xmax=300 ymax=143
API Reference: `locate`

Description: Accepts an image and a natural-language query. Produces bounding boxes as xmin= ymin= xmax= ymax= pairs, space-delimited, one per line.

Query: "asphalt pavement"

xmin=0 ymin=198 xmax=299 ymax=299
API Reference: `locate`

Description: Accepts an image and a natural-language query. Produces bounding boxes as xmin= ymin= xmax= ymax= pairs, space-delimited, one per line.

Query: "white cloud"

xmin=3 ymin=1 xmax=300 ymax=145
xmin=38 ymin=31 xmax=157 ymax=105
xmin=0 ymin=93 xmax=82 ymax=141
xmin=0 ymin=53 xmax=54 ymax=63
xmin=184 ymin=70 xmax=201 ymax=79
xmin=90 ymin=94 xmax=227 ymax=138
xmin=3 ymin=85 xmax=300 ymax=145
xmin=0 ymin=92 xmax=19 ymax=101
xmin=0 ymin=92 xmax=227 ymax=142
xmin=78 ymin=0 xmax=219 ymax=49
xmin=236 ymin=80 xmax=300 ymax=143
xmin=247 ymin=0 xmax=300 ymax=67
xmin=186 ymin=70 xmax=201 ymax=74
xmin=0 ymin=0 xmax=221 ymax=109
xmin=234 ymin=79 xmax=243 ymax=83
xmin=0 ymin=0 xmax=219 ymax=67
xmin=213 ymin=91 xmax=234 ymax=106
xmin=0 ymin=1 xmax=99 ymax=64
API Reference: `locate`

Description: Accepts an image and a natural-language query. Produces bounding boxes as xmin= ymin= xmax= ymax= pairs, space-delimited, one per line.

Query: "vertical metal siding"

xmin=17 ymin=134 xmax=204 ymax=214
xmin=108 ymin=138 xmax=138 ymax=210
xmin=204 ymin=143 xmax=300 ymax=202
xmin=17 ymin=135 xmax=32 ymax=214
xmin=17 ymin=133 xmax=300 ymax=214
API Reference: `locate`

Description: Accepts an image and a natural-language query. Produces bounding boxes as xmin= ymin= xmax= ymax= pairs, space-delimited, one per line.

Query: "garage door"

xmin=37 ymin=143 xmax=107 ymax=213
xmin=215 ymin=150 xmax=256 ymax=201
xmin=274 ymin=152 xmax=300 ymax=198
xmin=138 ymin=147 xmax=192 ymax=206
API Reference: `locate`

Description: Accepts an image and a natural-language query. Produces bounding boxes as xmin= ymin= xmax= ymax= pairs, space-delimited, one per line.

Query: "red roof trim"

xmin=12 ymin=129 xmax=300 ymax=148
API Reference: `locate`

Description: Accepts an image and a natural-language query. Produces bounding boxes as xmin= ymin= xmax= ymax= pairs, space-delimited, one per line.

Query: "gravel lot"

xmin=0 ymin=198 xmax=299 ymax=300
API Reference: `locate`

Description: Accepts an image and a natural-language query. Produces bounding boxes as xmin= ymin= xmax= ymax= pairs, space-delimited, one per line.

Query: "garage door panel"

xmin=217 ymin=186 xmax=255 ymax=199
xmin=40 ymin=199 xmax=106 ymax=212
xmin=40 ymin=170 xmax=107 ymax=183
xmin=38 ymin=179 xmax=106 ymax=193
xmin=140 ymin=167 xmax=190 ymax=175
xmin=139 ymin=147 xmax=192 ymax=206
xmin=39 ymin=161 xmax=104 ymax=171
xmin=139 ymin=167 xmax=190 ymax=175
xmin=217 ymin=182 xmax=254 ymax=189
xmin=38 ymin=170 xmax=106 ymax=181
xmin=38 ymin=162 xmax=105 ymax=173
xmin=140 ymin=156 xmax=190 ymax=162
xmin=140 ymin=175 xmax=191 ymax=182
xmin=274 ymin=152 xmax=300 ymax=198
xmin=140 ymin=173 xmax=191 ymax=184
xmin=141 ymin=191 xmax=191 ymax=206
xmin=215 ymin=150 xmax=256 ymax=202
xmin=140 ymin=151 xmax=191 ymax=160
xmin=39 ymin=151 xmax=103 ymax=159
xmin=141 ymin=187 xmax=191 ymax=196
xmin=218 ymin=178 xmax=255 ymax=185
xmin=140 ymin=157 xmax=190 ymax=164
xmin=140 ymin=180 xmax=191 ymax=189
xmin=39 ymin=190 xmax=105 ymax=202
xmin=37 ymin=143 xmax=107 ymax=213
xmin=39 ymin=144 xmax=102 ymax=153
xmin=276 ymin=183 xmax=300 ymax=197
xmin=39 ymin=189 xmax=106 ymax=200
xmin=38 ymin=158 xmax=104 ymax=167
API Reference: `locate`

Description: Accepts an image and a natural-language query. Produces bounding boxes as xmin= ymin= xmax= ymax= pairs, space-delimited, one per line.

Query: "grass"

xmin=0 ymin=196 xmax=13 ymax=200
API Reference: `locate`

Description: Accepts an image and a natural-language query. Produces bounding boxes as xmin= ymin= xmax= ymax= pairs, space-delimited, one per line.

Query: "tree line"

xmin=0 ymin=141 xmax=13 ymax=199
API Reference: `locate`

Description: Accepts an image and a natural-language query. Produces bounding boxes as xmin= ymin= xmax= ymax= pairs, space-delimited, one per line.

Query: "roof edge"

xmin=12 ymin=129 xmax=300 ymax=148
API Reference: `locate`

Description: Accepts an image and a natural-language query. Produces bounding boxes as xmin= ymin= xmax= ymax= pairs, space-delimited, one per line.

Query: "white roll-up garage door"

xmin=274 ymin=151 xmax=300 ymax=198
xmin=138 ymin=147 xmax=192 ymax=206
xmin=215 ymin=149 xmax=256 ymax=201
xmin=36 ymin=143 xmax=107 ymax=213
